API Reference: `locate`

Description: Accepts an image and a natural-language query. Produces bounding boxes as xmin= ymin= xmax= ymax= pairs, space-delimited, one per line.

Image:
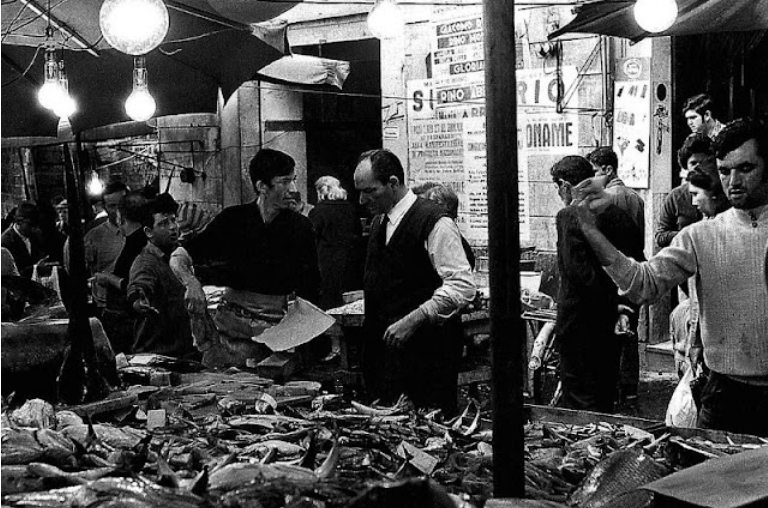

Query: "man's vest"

xmin=364 ymin=198 xmax=444 ymax=326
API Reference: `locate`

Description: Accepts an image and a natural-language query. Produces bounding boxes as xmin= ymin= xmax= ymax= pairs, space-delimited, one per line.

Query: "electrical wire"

xmin=1 ymin=43 xmax=42 ymax=86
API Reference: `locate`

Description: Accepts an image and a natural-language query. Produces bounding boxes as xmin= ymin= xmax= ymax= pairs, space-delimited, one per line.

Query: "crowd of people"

xmin=554 ymin=93 xmax=768 ymax=436
xmin=2 ymin=92 xmax=765 ymax=436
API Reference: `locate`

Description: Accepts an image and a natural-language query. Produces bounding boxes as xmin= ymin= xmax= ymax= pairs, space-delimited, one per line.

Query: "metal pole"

xmin=483 ymin=0 xmax=525 ymax=498
xmin=58 ymin=136 xmax=110 ymax=403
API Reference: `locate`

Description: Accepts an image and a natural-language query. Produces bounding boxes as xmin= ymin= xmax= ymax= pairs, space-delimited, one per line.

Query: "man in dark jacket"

xmin=354 ymin=149 xmax=476 ymax=415
xmin=552 ymin=156 xmax=644 ymax=413
xmin=1 ymin=202 xmax=44 ymax=278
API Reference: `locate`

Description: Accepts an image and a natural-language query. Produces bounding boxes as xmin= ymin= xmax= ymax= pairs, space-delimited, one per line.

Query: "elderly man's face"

xmin=718 ymin=138 xmax=768 ymax=210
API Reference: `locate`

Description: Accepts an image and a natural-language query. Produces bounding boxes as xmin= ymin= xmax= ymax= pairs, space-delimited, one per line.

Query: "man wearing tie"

xmin=354 ymin=149 xmax=476 ymax=415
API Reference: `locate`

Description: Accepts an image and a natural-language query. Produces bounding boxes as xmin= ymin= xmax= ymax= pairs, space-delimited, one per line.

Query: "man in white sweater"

xmin=573 ymin=118 xmax=768 ymax=437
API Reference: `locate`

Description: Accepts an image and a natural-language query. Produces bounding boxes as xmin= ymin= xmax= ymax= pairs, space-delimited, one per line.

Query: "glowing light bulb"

xmin=88 ymin=172 xmax=104 ymax=196
xmin=38 ymin=81 xmax=66 ymax=110
xmin=53 ymin=60 xmax=77 ymax=118
xmin=633 ymin=0 xmax=678 ymax=33
xmin=125 ymin=89 xmax=156 ymax=121
xmin=125 ymin=56 xmax=156 ymax=121
xmin=54 ymin=95 xmax=77 ymax=118
xmin=100 ymin=0 xmax=169 ymax=55
xmin=367 ymin=0 xmax=404 ymax=39
xmin=38 ymin=48 xmax=64 ymax=110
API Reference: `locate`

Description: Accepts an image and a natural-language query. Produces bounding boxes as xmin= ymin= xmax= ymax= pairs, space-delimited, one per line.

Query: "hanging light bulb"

xmin=38 ymin=29 xmax=66 ymax=110
xmin=125 ymin=56 xmax=156 ymax=121
xmin=367 ymin=0 xmax=405 ymax=39
xmin=633 ymin=0 xmax=678 ymax=33
xmin=87 ymin=171 xmax=105 ymax=196
xmin=99 ymin=0 xmax=169 ymax=55
xmin=53 ymin=60 xmax=77 ymax=119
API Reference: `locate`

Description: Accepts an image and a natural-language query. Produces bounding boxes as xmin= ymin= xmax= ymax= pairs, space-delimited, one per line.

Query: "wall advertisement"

xmin=406 ymin=10 xmax=578 ymax=244
xmin=613 ymin=57 xmax=651 ymax=188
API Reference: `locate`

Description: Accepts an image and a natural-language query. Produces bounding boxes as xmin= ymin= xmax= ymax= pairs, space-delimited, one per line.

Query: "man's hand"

xmin=614 ymin=313 xmax=632 ymax=335
xmin=572 ymin=175 xmax=613 ymax=212
xmin=383 ymin=309 xmax=426 ymax=348
xmin=688 ymin=345 xmax=703 ymax=371
xmin=132 ymin=294 xmax=159 ymax=315
xmin=184 ymin=281 xmax=207 ymax=315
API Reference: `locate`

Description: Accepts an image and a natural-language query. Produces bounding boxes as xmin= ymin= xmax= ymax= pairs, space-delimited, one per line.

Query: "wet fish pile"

xmin=2 ymin=396 xmax=765 ymax=508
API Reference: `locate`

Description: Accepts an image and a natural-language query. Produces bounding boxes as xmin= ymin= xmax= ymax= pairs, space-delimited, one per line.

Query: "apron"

xmin=203 ymin=288 xmax=287 ymax=368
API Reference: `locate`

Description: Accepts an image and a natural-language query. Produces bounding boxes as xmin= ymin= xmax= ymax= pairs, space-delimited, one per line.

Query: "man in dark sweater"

xmin=552 ymin=156 xmax=644 ymax=413
xmin=93 ymin=190 xmax=149 ymax=354
xmin=127 ymin=194 xmax=198 ymax=360
xmin=354 ymin=149 xmax=476 ymax=415
xmin=186 ymin=149 xmax=319 ymax=367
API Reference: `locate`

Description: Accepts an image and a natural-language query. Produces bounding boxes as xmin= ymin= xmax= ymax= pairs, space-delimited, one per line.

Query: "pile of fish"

xmin=2 ymin=395 xmax=765 ymax=508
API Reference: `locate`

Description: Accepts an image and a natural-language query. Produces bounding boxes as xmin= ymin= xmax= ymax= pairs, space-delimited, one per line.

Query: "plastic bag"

xmin=665 ymin=364 xmax=698 ymax=428
xmin=31 ymin=264 xmax=63 ymax=304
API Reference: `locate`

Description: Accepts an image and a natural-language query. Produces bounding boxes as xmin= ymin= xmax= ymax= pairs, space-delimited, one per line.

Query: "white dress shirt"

xmin=385 ymin=190 xmax=476 ymax=323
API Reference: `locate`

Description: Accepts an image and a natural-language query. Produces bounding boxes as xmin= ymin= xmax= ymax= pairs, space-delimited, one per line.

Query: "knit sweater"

xmin=605 ymin=204 xmax=768 ymax=381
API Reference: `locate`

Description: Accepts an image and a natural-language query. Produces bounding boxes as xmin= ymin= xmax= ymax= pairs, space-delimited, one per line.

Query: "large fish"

xmin=568 ymin=448 xmax=669 ymax=508
xmin=2 ymin=476 xmax=203 ymax=508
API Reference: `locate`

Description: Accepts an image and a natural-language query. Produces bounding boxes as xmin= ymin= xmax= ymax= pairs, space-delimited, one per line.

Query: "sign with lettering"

xmin=614 ymin=57 xmax=651 ymax=188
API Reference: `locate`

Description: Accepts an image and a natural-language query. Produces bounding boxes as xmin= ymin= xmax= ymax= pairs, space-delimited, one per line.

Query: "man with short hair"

xmin=186 ymin=149 xmax=320 ymax=367
xmin=65 ymin=182 xmax=128 ymax=314
xmin=93 ymin=190 xmax=150 ymax=354
xmin=586 ymin=146 xmax=645 ymax=234
xmin=354 ymin=149 xmax=476 ymax=415
xmin=128 ymin=194 xmax=198 ymax=359
xmin=573 ymin=119 xmax=768 ymax=436
xmin=586 ymin=146 xmax=646 ymax=410
xmin=551 ymin=156 xmax=643 ymax=413
xmin=1 ymin=202 xmax=44 ymax=278
xmin=655 ymin=134 xmax=708 ymax=248
xmin=683 ymin=93 xmax=724 ymax=139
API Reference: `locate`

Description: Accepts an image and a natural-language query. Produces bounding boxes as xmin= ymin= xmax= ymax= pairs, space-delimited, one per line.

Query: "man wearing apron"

xmin=186 ymin=149 xmax=319 ymax=367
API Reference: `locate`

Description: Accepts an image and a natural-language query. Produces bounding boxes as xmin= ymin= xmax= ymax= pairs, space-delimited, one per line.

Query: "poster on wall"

xmin=406 ymin=8 xmax=581 ymax=245
xmin=613 ymin=57 xmax=651 ymax=189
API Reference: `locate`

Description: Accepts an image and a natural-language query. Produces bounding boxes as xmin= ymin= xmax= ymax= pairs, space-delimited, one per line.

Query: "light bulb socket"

xmin=132 ymin=56 xmax=149 ymax=90
xmin=44 ymin=48 xmax=59 ymax=82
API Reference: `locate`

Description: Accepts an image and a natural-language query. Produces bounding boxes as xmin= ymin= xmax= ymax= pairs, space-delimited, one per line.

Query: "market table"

xmin=325 ymin=294 xmax=492 ymax=390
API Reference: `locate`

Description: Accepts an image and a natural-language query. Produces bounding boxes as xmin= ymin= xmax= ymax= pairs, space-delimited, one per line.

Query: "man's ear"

xmin=255 ymin=179 xmax=268 ymax=194
xmin=387 ymin=175 xmax=401 ymax=188
xmin=143 ymin=226 xmax=153 ymax=239
xmin=703 ymin=110 xmax=713 ymax=121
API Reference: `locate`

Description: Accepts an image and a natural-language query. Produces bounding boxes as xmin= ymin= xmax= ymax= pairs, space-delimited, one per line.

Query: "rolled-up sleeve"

xmin=605 ymin=231 xmax=697 ymax=305
xmin=419 ymin=217 xmax=477 ymax=323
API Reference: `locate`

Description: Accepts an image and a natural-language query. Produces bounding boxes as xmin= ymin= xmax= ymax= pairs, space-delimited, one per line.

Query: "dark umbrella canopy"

xmin=549 ymin=0 xmax=768 ymax=42
xmin=2 ymin=0 xmax=298 ymax=137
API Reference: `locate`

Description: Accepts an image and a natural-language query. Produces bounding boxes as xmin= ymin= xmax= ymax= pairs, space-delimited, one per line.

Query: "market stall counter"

xmin=3 ymin=367 xmax=766 ymax=508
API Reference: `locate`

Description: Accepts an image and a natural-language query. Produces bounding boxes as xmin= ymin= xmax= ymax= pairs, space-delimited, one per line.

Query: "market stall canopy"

xmin=257 ymin=54 xmax=351 ymax=90
xmin=549 ymin=0 xmax=768 ymax=42
xmin=1 ymin=0 xmax=301 ymax=137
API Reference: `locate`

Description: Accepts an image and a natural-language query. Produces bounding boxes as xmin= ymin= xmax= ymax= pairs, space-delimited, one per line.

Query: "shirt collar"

xmin=145 ymin=242 xmax=171 ymax=262
xmin=105 ymin=220 xmax=122 ymax=234
xmin=386 ymin=189 xmax=417 ymax=228
xmin=734 ymin=203 xmax=768 ymax=222
xmin=12 ymin=223 xmax=28 ymax=240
